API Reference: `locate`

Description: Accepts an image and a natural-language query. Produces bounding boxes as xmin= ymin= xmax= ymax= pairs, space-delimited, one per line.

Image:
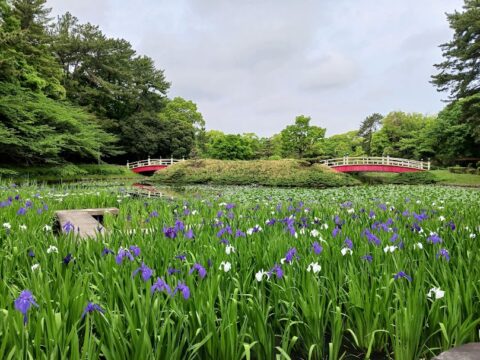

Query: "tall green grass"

xmin=0 ymin=183 xmax=479 ymax=359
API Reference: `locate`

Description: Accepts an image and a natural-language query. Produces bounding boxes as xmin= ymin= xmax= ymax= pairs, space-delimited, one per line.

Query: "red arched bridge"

xmin=127 ymin=157 xmax=184 ymax=174
xmin=321 ymin=156 xmax=430 ymax=173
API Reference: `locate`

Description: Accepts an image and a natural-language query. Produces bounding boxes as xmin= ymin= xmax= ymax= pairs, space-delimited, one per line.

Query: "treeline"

xmin=199 ymin=107 xmax=479 ymax=166
xmin=0 ymin=0 xmax=204 ymax=165
xmin=1 ymin=0 xmax=479 ymax=167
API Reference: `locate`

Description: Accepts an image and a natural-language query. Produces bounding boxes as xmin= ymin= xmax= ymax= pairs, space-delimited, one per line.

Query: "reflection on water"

xmin=130 ymin=182 xmax=183 ymax=198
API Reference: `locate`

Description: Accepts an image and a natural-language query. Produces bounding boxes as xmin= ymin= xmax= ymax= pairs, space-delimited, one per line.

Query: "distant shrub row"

xmin=389 ymin=171 xmax=438 ymax=185
xmin=0 ymin=164 xmax=135 ymax=180
xmin=153 ymin=159 xmax=360 ymax=188
xmin=448 ymin=166 xmax=480 ymax=175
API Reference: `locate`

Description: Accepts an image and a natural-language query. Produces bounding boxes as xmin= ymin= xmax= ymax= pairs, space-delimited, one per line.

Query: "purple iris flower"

xmin=344 ymin=238 xmax=353 ymax=249
xmin=63 ymin=253 xmax=74 ymax=265
xmin=427 ymin=234 xmax=442 ymax=244
xmin=437 ymin=248 xmax=450 ymax=261
xmin=133 ymin=263 xmax=154 ymax=281
xmin=167 ymin=267 xmax=181 ymax=275
xmin=219 ymin=238 xmax=230 ymax=245
xmin=225 ymin=203 xmax=235 ymax=210
xmin=151 ymin=277 xmax=171 ymax=294
xmin=17 ymin=207 xmax=27 ymax=215
xmin=163 ymin=227 xmax=177 ymax=239
xmin=129 ymin=245 xmax=141 ymax=257
xmin=150 ymin=210 xmax=159 ymax=218
xmin=235 ymin=229 xmax=246 ymax=238
xmin=174 ymin=282 xmax=190 ymax=299
xmin=183 ymin=208 xmax=190 ymax=216
xmin=185 ymin=228 xmax=194 ymax=239
xmin=332 ymin=227 xmax=341 ymax=237
xmin=190 ymin=263 xmax=207 ymax=279
xmin=28 ymin=250 xmax=35 ymax=257
xmin=36 ymin=208 xmax=43 ymax=215
xmin=115 ymin=248 xmax=134 ymax=264
xmin=207 ymin=258 xmax=213 ymax=268
xmin=15 ymin=194 xmax=20 ymax=201
xmin=63 ymin=221 xmax=75 ymax=234
xmin=227 ymin=212 xmax=234 ymax=219
xmin=25 ymin=200 xmax=33 ymax=208
xmin=394 ymin=271 xmax=412 ymax=282
xmin=174 ymin=220 xmax=185 ymax=232
xmin=362 ymin=254 xmax=373 ymax=262
xmin=82 ymin=302 xmax=104 ymax=318
xmin=364 ymin=230 xmax=381 ymax=246
xmin=216 ymin=210 xmax=224 ymax=218
xmin=390 ymin=233 xmax=399 ymax=243
xmin=102 ymin=248 xmax=114 ymax=256
xmin=378 ymin=204 xmax=387 ymax=211
xmin=369 ymin=210 xmax=376 ymax=218
xmin=266 ymin=218 xmax=276 ymax=226
xmin=284 ymin=247 xmax=298 ymax=264
xmin=269 ymin=264 xmax=284 ymax=279
xmin=14 ymin=290 xmax=38 ymax=325
xmin=312 ymin=242 xmax=323 ymax=255
xmin=447 ymin=221 xmax=456 ymax=230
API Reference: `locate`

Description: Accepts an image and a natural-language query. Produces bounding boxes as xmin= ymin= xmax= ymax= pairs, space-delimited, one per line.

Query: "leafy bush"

xmin=390 ymin=171 xmax=438 ymax=184
xmin=153 ymin=159 xmax=360 ymax=188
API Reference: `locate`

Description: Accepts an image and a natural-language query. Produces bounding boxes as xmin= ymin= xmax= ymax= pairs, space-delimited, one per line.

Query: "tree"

xmin=431 ymin=0 xmax=480 ymax=143
xmin=323 ymin=131 xmax=364 ymax=158
xmin=280 ymin=115 xmax=326 ymax=158
xmin=158 ymin=97 xmax=205 ymax=157
xmin=358 ymin=113 xmax=383 ymax=155
xmin=370 ymin=112 xmax=436 ymax=160
xmin=204 ymin=132 xmax=255 ymax=160
xmin=428 ymin=96 xmax=480 ymax=165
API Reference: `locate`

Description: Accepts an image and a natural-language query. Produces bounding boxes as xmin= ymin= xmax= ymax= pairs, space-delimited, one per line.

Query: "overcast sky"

xmin=46 ymin=0 xmax=464 ymax=137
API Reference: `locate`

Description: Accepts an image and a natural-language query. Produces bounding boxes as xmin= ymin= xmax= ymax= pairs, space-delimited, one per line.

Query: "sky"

xmin=46 ymin=0 xmax=464 ymax=137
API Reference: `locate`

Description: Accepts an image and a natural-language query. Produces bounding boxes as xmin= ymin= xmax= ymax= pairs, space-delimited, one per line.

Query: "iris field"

xmin=0 ymin=183 xmax=479 ymax=359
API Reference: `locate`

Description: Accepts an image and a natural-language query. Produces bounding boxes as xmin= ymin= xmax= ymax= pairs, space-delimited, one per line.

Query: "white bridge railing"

xmin=321 ymin=156 xmax=430 ymax=171
xmin=127 ymin=157 xmax=184 ymax=170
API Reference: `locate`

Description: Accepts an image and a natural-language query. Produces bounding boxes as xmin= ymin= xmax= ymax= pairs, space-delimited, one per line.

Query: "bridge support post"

xmin=387 ymin=155 xmax=390 ymax=165
xmin=428 ymin=160 xmax=431 ymax=171
xmin=171 ymin=156 xmax=173 ymax=165
xmin=126 ymin=160 xmax=129 ymax=168
xmin=148 ymin=156 xmax=151 ymax=165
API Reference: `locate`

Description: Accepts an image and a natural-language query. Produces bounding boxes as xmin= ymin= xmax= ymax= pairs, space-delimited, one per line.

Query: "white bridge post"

xmin=126 ymin=160 xmax=129 ymax=168
xmin=386 ymin=155 xmax=390 ymax=165
xmin=147 ymin=156 xmax=151 ymax=165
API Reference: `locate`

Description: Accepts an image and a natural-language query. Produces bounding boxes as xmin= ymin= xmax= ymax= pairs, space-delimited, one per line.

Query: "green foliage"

xmin=0 ymin=83 xmax=119 ymax=164
xmin=322 ymin=131 xmax=364 ymax=158
xmin=0 ymin=163 xmax=135 ymax=180
xmin=371 ymin=112 xmax=436 ymax=160
xmin=207 ymin=134 xmax=254 ymax=160
xmin=389 ymin=171 xmax=438 ymax=185
xmin=428 ymin=97 xmax=480 ymax=165
xmin=154 ymin=159 xmax=360 ymax=187
xmin=431 ymin=0 xmax=480 ymax=145
xmin=280 ymin=115 xmax=326 ymax=158
xmin=358 ymin=113 xmax=383 ymax=155
xmin=432 ymin=0 xmax=480 ymax=100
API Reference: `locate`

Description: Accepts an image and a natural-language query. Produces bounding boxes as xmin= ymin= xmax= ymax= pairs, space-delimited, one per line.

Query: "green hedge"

xmin=390 ymin=171 xmax=438 ymax=185
xmin=154 ymin=159 xmax=360 ymax=188
xmin=448 ymin=166 xmax=479 ymax=175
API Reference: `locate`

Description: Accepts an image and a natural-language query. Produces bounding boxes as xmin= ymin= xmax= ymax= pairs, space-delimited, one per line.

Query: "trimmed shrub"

xmin=153 ymin=159 xmax=360 ymax=188
xmin=390 ymin=171 xmax=438 ymax=185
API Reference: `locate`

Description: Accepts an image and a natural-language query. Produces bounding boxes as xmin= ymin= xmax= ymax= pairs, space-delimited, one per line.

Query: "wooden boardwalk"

xmin=55 ymin=208 xmax=119 ymax=239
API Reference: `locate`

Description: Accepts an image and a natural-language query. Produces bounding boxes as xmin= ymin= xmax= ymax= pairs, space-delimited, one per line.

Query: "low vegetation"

xmin=0 ymin=164 xmax=139 ymax=182
xmin=153 ymin=159 xmax=360 ymax=188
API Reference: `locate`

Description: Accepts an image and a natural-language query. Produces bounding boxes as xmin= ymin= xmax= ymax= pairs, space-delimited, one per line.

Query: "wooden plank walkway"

xmin=55 ymin=208 xmax=119 ymax=239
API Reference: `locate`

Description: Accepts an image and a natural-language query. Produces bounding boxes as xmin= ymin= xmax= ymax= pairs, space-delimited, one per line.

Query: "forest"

xmin=0 ymin=0 xmax=479 ymax=167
